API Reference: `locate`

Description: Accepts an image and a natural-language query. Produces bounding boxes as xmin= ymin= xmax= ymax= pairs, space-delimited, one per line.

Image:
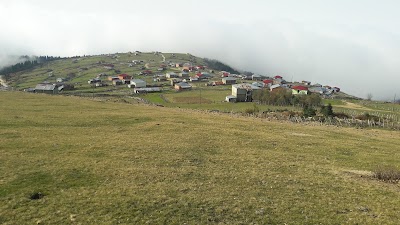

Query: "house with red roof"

xmin=220 ymin=71 xmax=230 ymax=77
xmin=292 ymin=86 xmax=309 ymax=95
xmin=273 ymin=75 xmax=285 ymax=84
xmin=263 ymin=79 xmax=273 ymax=87
xmin=118 ymin=74 xmax=132 ymax=80
xmin=196 ymin=73 xmax=212 ymax=80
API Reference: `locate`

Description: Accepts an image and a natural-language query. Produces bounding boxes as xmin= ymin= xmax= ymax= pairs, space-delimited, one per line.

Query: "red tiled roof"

xmin=292 ymin=85 xmax=308 ymax=91
xmin=263 ymin=79 xmax=273 ymax=84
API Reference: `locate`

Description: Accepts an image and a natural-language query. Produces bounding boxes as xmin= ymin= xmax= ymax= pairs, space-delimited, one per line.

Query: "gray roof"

xmin=35 ymin=83 xmax=56 ymax=91
xmin=222 ymin=77 xmax=237 ymax=81
xmin=232 ymin=83 xmax=261 ymax=90
xmin=252 ymin=82 xmax=264 ymax=87
xmin=131 ymin=79 xmax=146 ymax=83
xmin=270 ymin=84 xmax=282 ymax=89
xmin=134 ymin=87 xmax=161 ymax=92
xmin=176 ymin=82 xmax=192 ymax=88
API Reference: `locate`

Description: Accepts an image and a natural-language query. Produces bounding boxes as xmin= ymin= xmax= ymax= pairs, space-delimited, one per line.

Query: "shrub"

xmin=373 ymin=165 xmax=400 ymax=183
xmin=302 ymin=105 xmax=316 ymax=117
xmin=320 ymin=103 xmax=334 ymax=117
xmin=244 ymin=104 xmax=260 ymax=115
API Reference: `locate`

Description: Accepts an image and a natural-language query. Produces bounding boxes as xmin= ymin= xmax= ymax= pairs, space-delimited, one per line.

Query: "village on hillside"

xmin=7 ymin=52 xmax=344 ymax=105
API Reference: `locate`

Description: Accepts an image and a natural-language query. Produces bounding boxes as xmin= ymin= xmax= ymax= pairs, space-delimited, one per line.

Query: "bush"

xmin=244 ymin=104 xmax=259 ymax=115
xmin=373 ymin=165 xmax=400 ymax=183
xmin=320 ymin=103 xmax=334 ymax=117
xmin=303 ymin=105 xmax=316 ymax=117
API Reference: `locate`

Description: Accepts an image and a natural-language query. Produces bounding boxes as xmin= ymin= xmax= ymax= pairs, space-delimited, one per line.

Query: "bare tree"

xmin=367 ymin=93 xmax=373 ymax=101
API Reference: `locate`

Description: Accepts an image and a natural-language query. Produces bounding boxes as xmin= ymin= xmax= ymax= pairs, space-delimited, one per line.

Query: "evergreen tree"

xmin=320 ymin=103 xmax=334 ymax=117
xmin=303 ymin=105 xmax=316 ymax=117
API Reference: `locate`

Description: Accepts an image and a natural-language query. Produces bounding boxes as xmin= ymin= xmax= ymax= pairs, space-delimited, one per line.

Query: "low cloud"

xmin=1 ymin=0 xmax=399 ymax=100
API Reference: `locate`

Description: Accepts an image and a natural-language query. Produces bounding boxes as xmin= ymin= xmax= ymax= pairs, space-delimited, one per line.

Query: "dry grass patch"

xmin=373 ymin=166 xmax=400 ymax=183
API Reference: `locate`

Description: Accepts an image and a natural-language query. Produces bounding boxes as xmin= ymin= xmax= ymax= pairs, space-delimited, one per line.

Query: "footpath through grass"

xmin=1 ymin=92 xmax=400 ymax=224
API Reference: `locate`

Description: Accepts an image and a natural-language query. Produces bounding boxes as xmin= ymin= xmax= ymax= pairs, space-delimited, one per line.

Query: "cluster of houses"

xmin=173 ymin=62 xmax=207 ymax=72
xmin=223 ymin=74 xmax=341 ymax=103
xmin=29 ymin=54 xmax=342 ymax=101
xmin=86 ymin=73 xmax=161 ymax=94
xmin=85 ymin=71 xmax=195 ymax=93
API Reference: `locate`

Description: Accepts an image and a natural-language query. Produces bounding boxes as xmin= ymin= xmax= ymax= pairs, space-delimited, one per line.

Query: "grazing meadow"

xmin=1 ymin=91 xmax=400 ymax=224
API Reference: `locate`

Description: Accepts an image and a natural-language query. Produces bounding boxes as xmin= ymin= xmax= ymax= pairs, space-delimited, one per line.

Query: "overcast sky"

xmin=1 ymin=0 xmax=399 ymax=100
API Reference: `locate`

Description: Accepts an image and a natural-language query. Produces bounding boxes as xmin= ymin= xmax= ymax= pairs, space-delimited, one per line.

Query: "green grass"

xmin=322 ymin=99 xmax=345 ymax=105
xmin=140 ymin=88 xmax=302 ymax=112
xmin=1 ymin=91 xmax=400 ymax=224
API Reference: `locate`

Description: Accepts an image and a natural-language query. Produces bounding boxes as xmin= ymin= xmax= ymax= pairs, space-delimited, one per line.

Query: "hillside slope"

xmin=1 ymin=92 xmax=400 ymax=224
xmin=5 ymin=52 xmax=209 ymax=89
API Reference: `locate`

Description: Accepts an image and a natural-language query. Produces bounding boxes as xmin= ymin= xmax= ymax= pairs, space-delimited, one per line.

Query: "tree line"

xmin=204 ymin=58 xmax=240 ymax=74
xmin=0 ymin=56 xmax=61 ymax=79
xmin=253 ymin=89 xmax=322 ymax=107
xmin=251 ymin=89 xmax=336 ymax=117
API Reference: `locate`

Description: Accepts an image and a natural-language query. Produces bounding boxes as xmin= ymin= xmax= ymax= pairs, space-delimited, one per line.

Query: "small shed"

xmin=225 ymin=95 xmax=237 ymax=103
xmin=175 ymin=82 xmax=192 ymax=91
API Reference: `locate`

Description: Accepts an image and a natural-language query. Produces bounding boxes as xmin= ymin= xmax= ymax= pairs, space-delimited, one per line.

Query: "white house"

xmin=128 ymin=79 xmax=146 ymax=88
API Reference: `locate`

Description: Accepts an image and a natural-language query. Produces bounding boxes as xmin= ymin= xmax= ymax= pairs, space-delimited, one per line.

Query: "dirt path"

xmin=161 ymin=54 xmax=166 ymax=62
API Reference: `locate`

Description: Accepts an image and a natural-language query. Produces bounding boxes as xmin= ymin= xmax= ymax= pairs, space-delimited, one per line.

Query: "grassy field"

xmin=1 ymin=91 xmax=400 ymax=224
xmin=140 ymin=88 xmax=302 ymax=113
